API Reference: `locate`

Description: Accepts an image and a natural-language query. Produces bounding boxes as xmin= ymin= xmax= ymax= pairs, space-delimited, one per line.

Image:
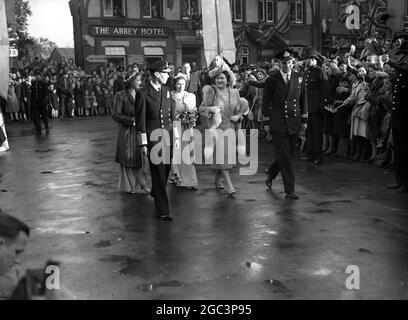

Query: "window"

xmin=105 ymin=47 xmax=126 ymax=56
xmin=266 ymin=0 xmax=274 ymax=22
xmin=233 ymin=0 xmax=243 ymax=21
xmin=242 ymin=46 xmax=249 ymax=65
xmin=103 ymin=0 xmax=125 ymax=17
xmin=182 ymin=0 xmax=199 ymax=19
xmin=290 ymin=0 xmax=304 ymax=24
xmin=142 ymin=0 xmax=164 ymax=19
xmin=259 ymin=0 xmax=265 ymax=22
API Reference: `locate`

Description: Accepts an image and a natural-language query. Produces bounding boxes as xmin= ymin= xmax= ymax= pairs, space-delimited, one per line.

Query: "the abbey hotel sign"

xmin=90 ymin=25 xmax=169 ymax=37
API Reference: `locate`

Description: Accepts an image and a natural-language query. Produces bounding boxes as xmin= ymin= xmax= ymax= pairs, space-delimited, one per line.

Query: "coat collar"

xmin=147 ymin=82 xmax=166 ymax=103
xmin=125 ymin=89 xmax=136 ymax=104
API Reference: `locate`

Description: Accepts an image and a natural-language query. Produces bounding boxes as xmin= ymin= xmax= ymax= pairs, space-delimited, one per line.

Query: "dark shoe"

xmin=159 ymin=215 xmax=173 ymax=221
xmin=46 ymin=128 xmax=50 ymax=133
xmin=314 ymin=160 xmax=322 ymax=165
xmin=387 ymin=183 xmax=401 ymax=189
xmin=265 ymin=169 xmax=273 ymax=189
xmin=215 ymin=181 xmax=225 ymax=189
xmin=286 ymin=192 xmax=299 ymax=200
xmin=397 ymin=186 xmax=408 ymax=193
xmin=301 ymin=157 xmax=312 ymax=162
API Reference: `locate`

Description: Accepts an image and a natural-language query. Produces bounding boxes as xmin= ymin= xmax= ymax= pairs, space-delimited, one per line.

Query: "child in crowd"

xmin=103 ymin=87 xmax=114 ymax=115
xmin=90 ymin=91 xmax=98 ymax=116
xmin=95 ymin=85 xmax=104 ymax=115
xmin=84 ymin=90 xmax=92 ymax=117
xmin=49 ymin=83 xmax=59 ymax=118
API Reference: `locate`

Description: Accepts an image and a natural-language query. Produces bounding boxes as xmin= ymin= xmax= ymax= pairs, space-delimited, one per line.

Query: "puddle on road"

xmin=358 ymin=248 xmax=372 ymax=254
xmin=311 ymin=209 xmax=333 ymax=214
xmin=316 ymin=200 xmax=354 ymax=206
xmin=35 ymin=148 xmax=55 ymax=153
xmin=264 ymin=279 xmax=293 ymax=297
xmin=98 ymin=255 xmax=142 ymax=275
xmin=94 ymin=240 xmax=112 ymax=248
xmin=139 ymin=280 xmax=187 ymax=292
xmin=276 ymin=242 xmax=299 ymax=250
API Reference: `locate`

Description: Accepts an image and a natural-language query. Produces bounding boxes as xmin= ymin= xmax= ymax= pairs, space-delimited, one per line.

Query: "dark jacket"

xmin=303 ymin=65 xmax=328 ymax=114
xmin=387 ymin=59 xmax=408 ymax=131
xmin=262 ymin=71 xmax=307 ymax=135
xmin=136 ymin=83 xmax=175 ymax=147
xmin=30 ymin=80 xmax=49 ymax=106
xmin=112 ymin=89 xmax=144 ymax=168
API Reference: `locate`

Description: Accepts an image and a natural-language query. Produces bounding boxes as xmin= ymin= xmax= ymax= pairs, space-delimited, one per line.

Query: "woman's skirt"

xmin=118 ymin=166 xmax=148 ymax=192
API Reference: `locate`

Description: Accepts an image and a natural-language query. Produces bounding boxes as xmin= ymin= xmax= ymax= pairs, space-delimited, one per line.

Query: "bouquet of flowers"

xmin=177 ymin=110 xmax=199 ymax=129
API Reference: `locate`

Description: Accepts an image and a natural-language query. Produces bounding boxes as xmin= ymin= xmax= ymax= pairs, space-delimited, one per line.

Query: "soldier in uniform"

xmin=30 ymin=70 xmax=50 ymax=134
xmin=263 ymin=50 xmax=308 ymax=200
xmin=384 ymin=41 xmax=408 ymax=193
xmin=136 ymin=61 xmax=180 ymax=220
xmin=301 ymin=47 xmax=328 ymax=165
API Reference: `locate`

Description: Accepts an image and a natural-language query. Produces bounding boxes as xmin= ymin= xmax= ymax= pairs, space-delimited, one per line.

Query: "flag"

xmin=360 ymin=0 xmax=389 ymax=36
xmin=201 ymin=0 xmax=236 ymax=66
xmin=275 ymin=3 xmax=291 ymax=35
xmin=0 ymin=0 xmax=9 ymax=100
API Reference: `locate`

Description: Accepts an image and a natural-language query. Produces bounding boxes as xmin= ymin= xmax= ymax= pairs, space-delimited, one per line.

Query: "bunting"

xmin=274 ymin=4 xmax=291 ymax=35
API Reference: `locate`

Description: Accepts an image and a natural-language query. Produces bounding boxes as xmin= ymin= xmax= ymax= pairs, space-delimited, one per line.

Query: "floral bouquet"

xmin=177 ymin=110 xmax=199 ymax=129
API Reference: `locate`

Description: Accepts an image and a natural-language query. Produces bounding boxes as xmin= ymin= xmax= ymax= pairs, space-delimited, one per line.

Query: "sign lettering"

xmin=90 ymin=25 xmax=169 ymax=38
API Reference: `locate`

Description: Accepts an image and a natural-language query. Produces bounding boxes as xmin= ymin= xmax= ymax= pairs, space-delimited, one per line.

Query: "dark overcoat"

xmin=262 ymin=71 xmax=307 ymax=135
xmin=112 ymin=89 xmax=144 ymax=168
xmin=303 ymin=65 xmax=328 ymax=114
xmin=387 ymin=59 xmax=408 ymax=132
xmin=135 ymin=83 xmax=175 ymax=147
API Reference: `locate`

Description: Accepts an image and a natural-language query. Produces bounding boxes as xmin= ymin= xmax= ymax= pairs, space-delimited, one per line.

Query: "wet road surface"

xmin=1 ymin=117 xmax=407 ymax=299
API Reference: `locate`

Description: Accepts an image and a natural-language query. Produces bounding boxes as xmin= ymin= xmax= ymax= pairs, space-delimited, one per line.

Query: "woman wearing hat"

xmin=112 ymin=72 xmax=150 ymax=195
xmin=170 ymin=74 xmax=198 ymax=190
xmin=200 ymin=70 xmax=249 ymax=196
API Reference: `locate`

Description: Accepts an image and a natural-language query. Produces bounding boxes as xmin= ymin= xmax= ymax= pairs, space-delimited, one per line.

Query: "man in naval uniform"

xmin=384 ymin=41 xmax=408 ymax=194
xmin=136 ymin=61 xmax=180 ymax=220
xmin=263 ymin=50 xmax=308 ymax=200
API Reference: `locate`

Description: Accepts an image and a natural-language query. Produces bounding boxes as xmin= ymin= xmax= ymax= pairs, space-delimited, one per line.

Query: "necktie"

xmin=286 ymin=74 xmax=290 ymax=85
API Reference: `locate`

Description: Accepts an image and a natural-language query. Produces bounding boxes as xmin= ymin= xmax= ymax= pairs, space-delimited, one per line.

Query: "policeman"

xmin=384 ymin=41 xmax=408 ymax=193
xmin=301 ymin=47 xmax=328 ymax=165
xmin=263 ymin=50 xmax=307 ymax=200
xmin=136 ymin=61 xmax=180 ymax=220
xmin=30 ymin=70 xmax=50 ymax=134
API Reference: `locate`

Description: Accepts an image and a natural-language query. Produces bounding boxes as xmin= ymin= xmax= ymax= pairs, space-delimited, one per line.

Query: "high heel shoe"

xmin=141 ymin=185 xmax=151 ymax=194
xmin=265 ymin=169 xmax=273 ymax=189
xmin=215 ymin=180 xmax=225 ymax=189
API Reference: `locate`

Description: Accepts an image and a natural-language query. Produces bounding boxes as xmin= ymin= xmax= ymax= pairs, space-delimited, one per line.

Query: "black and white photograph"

xmin=0 ymin=0 xmax=408 ymax=304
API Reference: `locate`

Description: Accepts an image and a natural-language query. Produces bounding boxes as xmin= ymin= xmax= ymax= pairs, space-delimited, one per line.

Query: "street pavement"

xmin=0 ymin=116 xmax=407 ymax=300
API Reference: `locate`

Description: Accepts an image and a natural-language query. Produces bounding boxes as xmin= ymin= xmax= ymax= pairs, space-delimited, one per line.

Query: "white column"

xmin=0 ymin=109 xmax=9 ymax=152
